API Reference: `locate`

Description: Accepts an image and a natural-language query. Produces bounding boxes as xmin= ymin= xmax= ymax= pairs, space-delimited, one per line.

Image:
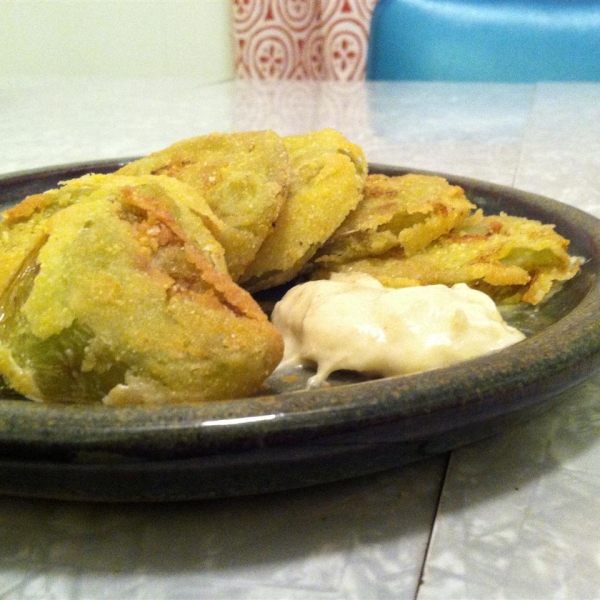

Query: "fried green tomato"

xmin=0 ymin=175 xmax=283 ymax=404
xmin=314 ymin=173 xmax=475 ymax=264
xmin=240 ymin=128 xmax=368 ymax=292
xmin=117 ymin=130 xmax=289 ymax=280
xmin=314 ymin=213 xmax=581 ymax=305
xmin=0 ymin=173 xmax=229 ymax=289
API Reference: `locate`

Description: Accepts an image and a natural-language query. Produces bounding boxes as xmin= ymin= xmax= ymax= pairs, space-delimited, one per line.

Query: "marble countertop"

xmin=1 ymin=77 xmax=599 ymax=599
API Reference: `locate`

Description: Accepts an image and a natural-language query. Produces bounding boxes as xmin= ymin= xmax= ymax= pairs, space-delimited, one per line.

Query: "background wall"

xmin=0 ymin=0 xmax=235 ymax=81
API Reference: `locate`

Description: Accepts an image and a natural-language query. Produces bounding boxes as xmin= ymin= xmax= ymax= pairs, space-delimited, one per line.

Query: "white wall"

xmin=0 ymin=0 xmax=235 ymax=81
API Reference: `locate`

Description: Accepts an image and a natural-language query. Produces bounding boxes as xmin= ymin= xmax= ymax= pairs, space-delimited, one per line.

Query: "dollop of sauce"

xmin=271 ymin=273 xmax=525 ymax=386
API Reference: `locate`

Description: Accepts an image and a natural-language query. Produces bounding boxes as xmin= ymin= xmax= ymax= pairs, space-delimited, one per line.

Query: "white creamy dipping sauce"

xmin=271 ymin=273 xmax=525 ymax=386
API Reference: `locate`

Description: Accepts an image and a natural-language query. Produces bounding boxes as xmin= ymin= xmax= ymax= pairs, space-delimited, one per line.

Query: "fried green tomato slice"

xmin=314 ymin=173 xmax=475 ymax=264
xmin=0 ymin=176 xmax=283 ymax=404
xmin=0 ymin=173 xmax=229 ymax=289
xmin=117 ymin=130 xmax=289 ymax=280
xmin=240 ymin=128 xmax=368 ymax=292
xmin=314 ymin=213 xmax=581 ymax=305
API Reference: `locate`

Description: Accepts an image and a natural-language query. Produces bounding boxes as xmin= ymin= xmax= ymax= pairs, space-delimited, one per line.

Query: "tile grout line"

xmin=512 ymin=83 xmax=540 ymax=189
xmin=414 ymin=451 xmax=453 ymax=600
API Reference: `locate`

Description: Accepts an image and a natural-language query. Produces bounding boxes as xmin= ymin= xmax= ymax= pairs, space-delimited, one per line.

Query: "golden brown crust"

xmin=313 ymin=212 xmax=581 ymax=305
xmin=315 ymin=173 xmax=475 ymax=264
xmin=117 ymin=131 xmax=290 ymax=280
xmin=240 ymin=128 xmax=368 ymax=292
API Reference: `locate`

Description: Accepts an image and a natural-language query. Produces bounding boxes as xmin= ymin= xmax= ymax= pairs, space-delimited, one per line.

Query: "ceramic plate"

xmin=0 ymin=160 xmax=599 ymax=502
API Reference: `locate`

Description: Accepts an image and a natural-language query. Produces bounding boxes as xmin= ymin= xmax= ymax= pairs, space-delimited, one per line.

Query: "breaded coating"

xmin=315 ymin=173 xmax=475 ymax=264
xmin=0 ymin=175 xmax=283 ymax=404
xmin=0 ymin=174 xmax=230 ymax=282
xmin=314 ymin=213 xmax=581 ymax=305
xmin=117 ymin=131 xmax=289 ymax=280
xmin=240 ymin=129 xmax=368 ymax=292
xmin=78 ymin=174 xmax=229 ymax=271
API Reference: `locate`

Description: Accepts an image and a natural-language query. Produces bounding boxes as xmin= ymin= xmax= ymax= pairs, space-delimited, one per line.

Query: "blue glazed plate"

xmin=0 ymin=160 xmax=599 ymax=502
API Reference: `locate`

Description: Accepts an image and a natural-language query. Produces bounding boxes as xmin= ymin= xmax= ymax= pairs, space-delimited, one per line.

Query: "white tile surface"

xmin=515 ymin=83 xmax=600 ymax=216
xmin=0 ymin=78 xmax=600 ymax=599
xmin=0 ymin=77 xmax=236 ymax=175
xmin=0 ymin=457 xmax=447 ymax=600
xmin=228 ymin=80 xmax=534 ymax=185
xmin=419 ymin=381 xmax=600 ymax=600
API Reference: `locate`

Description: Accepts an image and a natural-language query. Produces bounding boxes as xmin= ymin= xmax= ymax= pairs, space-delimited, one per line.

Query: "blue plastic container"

xmin=367 ymin=0 xmax=600 ymax=81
